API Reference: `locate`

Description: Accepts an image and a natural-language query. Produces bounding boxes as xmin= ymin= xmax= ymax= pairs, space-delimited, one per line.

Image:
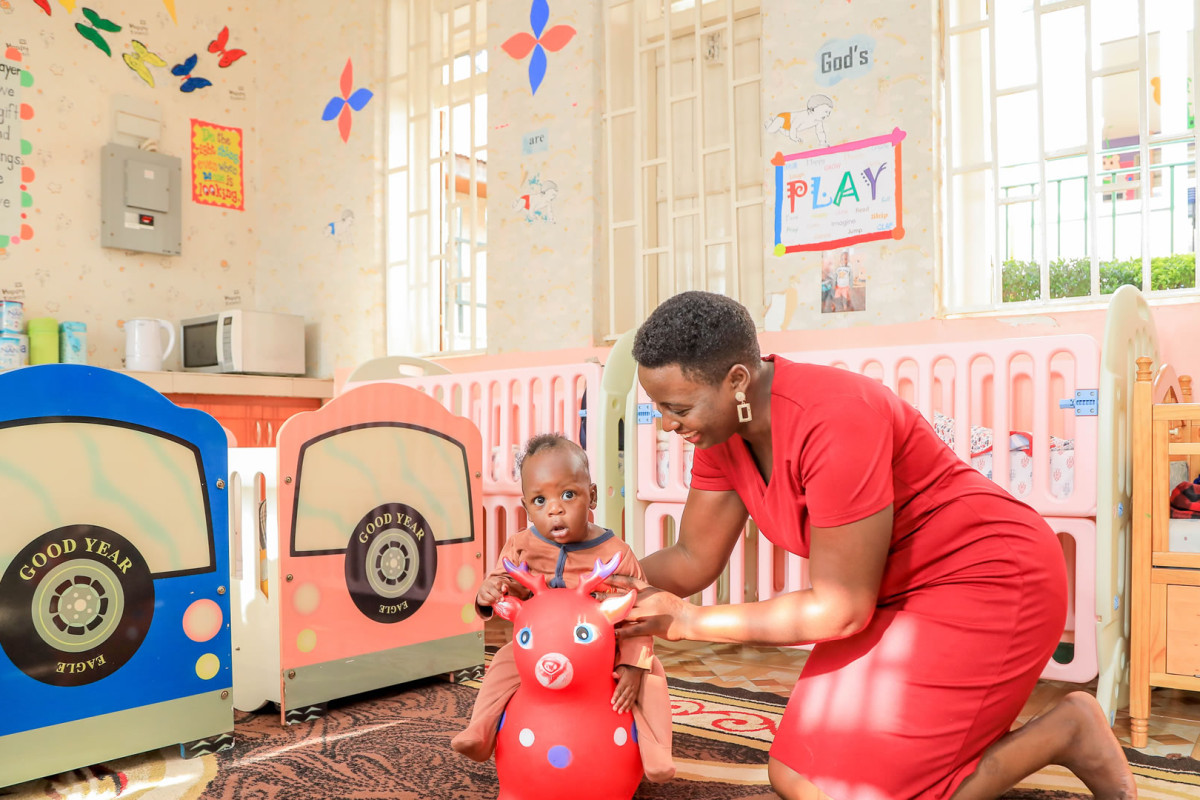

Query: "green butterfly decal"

xmin=76 ymin=7 xmax=122 ymax=57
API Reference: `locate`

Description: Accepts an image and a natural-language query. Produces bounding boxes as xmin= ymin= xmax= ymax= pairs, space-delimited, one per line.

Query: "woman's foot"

xmin=1051 ymin=692 xmax=1137 ymax=800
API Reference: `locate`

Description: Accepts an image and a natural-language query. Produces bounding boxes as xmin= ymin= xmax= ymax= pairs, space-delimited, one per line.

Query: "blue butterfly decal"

xmin=171 ymin=54 xmax=212 ymax=93
xmin=321 ymin=87 xmax=373 ymax=122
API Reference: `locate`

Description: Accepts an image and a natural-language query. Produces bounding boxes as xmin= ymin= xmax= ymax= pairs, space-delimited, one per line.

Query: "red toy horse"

xmin=492 ymin=554 xmax=643 ymax=800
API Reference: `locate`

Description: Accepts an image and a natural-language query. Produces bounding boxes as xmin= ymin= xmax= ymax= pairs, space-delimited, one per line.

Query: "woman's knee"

xmin=768 ymin=757 xmax=828 ymax=800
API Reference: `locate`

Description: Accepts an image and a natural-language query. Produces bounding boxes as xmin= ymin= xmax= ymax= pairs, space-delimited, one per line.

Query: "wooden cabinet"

xmin=1130 ymin=360 xmax=1200 ymax=748
xmin=119 ymin=370 xmax=333 ymax=448
xmin=165 ymin=393 xmax=323 ymax=447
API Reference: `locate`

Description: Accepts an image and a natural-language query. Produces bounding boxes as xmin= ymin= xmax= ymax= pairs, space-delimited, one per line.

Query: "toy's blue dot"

xmin=632 ymin=721 xmax=639 ymax=743
xmin=547 ymin=745 xmax=572 ymax=768
xmin=498 ymin=710 xmax=506 ymax=732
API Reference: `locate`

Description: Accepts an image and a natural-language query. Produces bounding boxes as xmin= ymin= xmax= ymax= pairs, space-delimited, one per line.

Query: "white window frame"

xmin=941 ymin=0 xmax=1200 ymax=315
xmin=601 ymin=0 xmax=764 ymax=339
xmin=386 ymin=0 xmax=488 ymax=356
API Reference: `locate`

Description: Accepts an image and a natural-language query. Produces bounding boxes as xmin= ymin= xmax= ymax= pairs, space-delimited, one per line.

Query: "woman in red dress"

xmin=616 ymin=291 xmax=1135 ymax=800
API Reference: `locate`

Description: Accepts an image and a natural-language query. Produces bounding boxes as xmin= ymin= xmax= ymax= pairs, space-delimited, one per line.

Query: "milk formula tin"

xmin=0 ymin=333 xmax=29 ymax=371
xmin=0 ymin=300 xmax=22 ymax=333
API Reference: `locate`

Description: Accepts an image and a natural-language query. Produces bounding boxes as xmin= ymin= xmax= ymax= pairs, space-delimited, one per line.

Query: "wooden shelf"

xmin=118 ymin=370 xmax=334 ymax=400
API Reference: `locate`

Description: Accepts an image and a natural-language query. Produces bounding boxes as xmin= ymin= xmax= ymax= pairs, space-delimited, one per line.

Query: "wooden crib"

xmin=1130 ymin=359 xmax=1200 ymax=748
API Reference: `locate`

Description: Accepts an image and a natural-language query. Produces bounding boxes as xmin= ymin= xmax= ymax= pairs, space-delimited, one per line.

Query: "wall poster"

xmin=772 ymin=127 xmax=905 ymax=255
xmin=190 ymin=119 xmax=244 ymax=211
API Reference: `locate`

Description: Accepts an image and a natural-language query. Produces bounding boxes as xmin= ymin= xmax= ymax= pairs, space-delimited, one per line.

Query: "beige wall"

xmin=485 ymin=0 xmax=606 ymax=352
xmin=0 ymin=0 xmax=384 ymax=377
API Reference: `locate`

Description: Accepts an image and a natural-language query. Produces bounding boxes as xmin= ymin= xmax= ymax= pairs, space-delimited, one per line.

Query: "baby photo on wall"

xmin=820 ymin=248 xmax=867 ymax=313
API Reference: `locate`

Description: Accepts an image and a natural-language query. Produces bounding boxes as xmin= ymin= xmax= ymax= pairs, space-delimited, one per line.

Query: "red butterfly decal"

xmin=207 ymin=26 xmax=246 ymax=68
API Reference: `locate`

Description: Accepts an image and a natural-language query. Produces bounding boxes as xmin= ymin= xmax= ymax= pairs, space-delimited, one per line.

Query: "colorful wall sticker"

xmin=764 ymin=95 xmax=835 ymax=148
xmin=191 ymin=119 xmax=244 ymax=211
xmin=123 ymin=40 xmax=167 ymax=87
xmin=0 ymin=47 xmax=34 ymax=250
xmin=512 ymin=175 xmax=558 ymax=223
xmin=322 ymin=58 xmax=373 ymax=143
xmin=75 ymin=7 xmax=121 ymax=56
xmin=772 ymin=127 xmax=906 ymax=254
xmin=815 ymin=35 xmax=875 ymax=87
xmin=171 ymin=54 xmax=211 ymax=93
xmin=501 ymin=0 xmax=576 ymax=95
xmin=207 ymin=26 xmax=246 ymax=68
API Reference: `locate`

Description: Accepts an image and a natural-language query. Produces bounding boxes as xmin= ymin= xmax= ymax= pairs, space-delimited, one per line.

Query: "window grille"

xmin=387 ymin=0 xmax=488 ymax=355
xmin=943 ymin=0 xmax=1199 ymax=313
xmin=602 ymin=0 xmax=763 ymax=338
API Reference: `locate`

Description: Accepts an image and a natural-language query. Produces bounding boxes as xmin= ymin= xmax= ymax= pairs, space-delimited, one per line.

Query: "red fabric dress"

xmin=689 ymin=356 xmax=1068 ymax=800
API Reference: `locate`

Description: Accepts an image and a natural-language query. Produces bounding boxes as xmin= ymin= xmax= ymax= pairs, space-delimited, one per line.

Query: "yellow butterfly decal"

xmin=123 ymin=40 xmax=168 ymax=87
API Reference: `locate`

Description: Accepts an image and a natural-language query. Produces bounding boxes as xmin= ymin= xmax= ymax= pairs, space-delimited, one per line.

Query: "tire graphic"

xmin=344 ymin=502 xmax=436 ymax=623
xmin=0 ymin=525 xmax=154 ymax=687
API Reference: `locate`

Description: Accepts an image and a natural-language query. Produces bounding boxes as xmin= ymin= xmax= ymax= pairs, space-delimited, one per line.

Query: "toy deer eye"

xmin=516 ymin=626 xmax=533 ymax=649
xmin=573 ymin=622 xmax=599 ymax=644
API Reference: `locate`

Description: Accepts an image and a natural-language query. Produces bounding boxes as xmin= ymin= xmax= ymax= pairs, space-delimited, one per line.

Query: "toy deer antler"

xmin=503 ymin=557 xmax=550 ymax=596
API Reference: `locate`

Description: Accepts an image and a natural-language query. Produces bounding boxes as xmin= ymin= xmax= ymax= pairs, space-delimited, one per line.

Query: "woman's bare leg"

xmin=951 ymin=692 xmax=1136 ymax=800
xmin=767 ymin=757 xmax=832 ymax=800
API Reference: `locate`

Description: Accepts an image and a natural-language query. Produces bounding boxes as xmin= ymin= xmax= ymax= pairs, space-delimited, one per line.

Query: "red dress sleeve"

xmin=798 ymin=396 xmax=895 ymax=527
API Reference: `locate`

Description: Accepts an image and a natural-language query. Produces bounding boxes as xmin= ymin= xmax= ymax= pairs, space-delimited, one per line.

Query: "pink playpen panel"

xmin=637 ymin=335 xmax=1100 ymax=519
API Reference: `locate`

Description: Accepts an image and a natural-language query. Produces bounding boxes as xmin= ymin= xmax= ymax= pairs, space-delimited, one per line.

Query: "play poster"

xmin=190 ymin=119 xmax=244 ymax=210
xmin=772 ymin=127 xmax=905 ymax=254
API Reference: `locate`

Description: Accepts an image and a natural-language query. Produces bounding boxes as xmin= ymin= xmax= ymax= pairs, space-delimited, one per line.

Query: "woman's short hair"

xmin=632 ymin=291 xmax=760 ymax=385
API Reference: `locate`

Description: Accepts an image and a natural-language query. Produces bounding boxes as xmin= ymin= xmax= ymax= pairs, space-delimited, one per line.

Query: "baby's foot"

xmin=450 ymin=732 xmax=493 ymax=762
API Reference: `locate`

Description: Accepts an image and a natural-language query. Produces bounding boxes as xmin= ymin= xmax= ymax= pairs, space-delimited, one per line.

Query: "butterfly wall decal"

xmin=208 ymin=26 xmax=246 ymax=68
xmin=75 ymin=7 xmax=121 ymax=56
xmin=123 ymin=40 xmax=167 ymax=87
xmin=171 ymin=53 xmax=212 ymax=93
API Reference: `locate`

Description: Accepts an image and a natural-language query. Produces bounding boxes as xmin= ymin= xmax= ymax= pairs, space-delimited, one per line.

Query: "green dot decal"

xmin=0 ymin=236 xmax=9 ymax=248
xmin=21 ymin=140 xmax=31 ymax=156
xmin=21 ymin=192 xmax=31 ymax=207
xmin=20 ymin=71 xmax=32 ymax=88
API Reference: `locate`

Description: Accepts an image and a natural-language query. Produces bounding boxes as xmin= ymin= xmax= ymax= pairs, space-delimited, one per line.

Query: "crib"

xmin=229 ymin=381 xmax=485 ymax=722
xmin=1130 ymin=358 xmax=1199 ymax=748
xmin=342 ymin=353 xmax=629 ymax=567
xmin=612 ymin=285 xmax=1163 ymax=724
xmin=0 ymin=365 xmax=234 ymax=787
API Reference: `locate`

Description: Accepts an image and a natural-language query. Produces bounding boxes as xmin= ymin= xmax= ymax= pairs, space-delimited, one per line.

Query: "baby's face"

xmin=520 ymin=447 xmax=595 ymax=544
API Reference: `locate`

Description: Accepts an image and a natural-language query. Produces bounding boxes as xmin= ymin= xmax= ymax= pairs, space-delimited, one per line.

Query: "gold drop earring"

xmin=735 ymin=391 xmax=752 ymax=423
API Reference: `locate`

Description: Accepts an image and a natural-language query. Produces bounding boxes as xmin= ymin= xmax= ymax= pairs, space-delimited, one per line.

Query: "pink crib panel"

xmin=642 ymin=503 xmax=746 ymax=608
xmin=636 ymin=335 xmax=1100 ymax=519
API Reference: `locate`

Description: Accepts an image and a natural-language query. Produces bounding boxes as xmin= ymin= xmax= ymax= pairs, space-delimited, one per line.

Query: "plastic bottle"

xmin=27 ymin=317 xmax=59 ymax=365
xmin=60 ymin=321 xmax=87 ymax=364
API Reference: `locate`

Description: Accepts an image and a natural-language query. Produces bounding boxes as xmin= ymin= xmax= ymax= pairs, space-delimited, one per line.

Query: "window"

xmin=943 ymin=0 xmax=1199 ymax=313
xmin=386 ymin=0 xmax=488 ymax=355
xmin=601 ymin=0 xmax=763 ymax=338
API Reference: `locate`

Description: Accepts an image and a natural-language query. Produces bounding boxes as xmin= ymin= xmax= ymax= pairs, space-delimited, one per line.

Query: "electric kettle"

xmin=124 ymin=317 xmax=176 ymax=372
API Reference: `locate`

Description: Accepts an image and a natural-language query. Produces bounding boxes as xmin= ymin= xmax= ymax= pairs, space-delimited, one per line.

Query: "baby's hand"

xmin=476 ymin=575 xmax=517 ymax=608
xmin=611 ymin=664 xmax=645 ymax=713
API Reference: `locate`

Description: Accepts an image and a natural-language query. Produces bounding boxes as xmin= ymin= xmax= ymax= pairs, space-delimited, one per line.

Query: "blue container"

xmin=59 ymin=321 xmax=87 ymax=365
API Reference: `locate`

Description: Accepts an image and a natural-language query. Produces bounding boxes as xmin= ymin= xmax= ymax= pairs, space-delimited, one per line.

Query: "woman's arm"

xmin=622 ymin=505 xmax=893 ymax=646
xmin=637 ymin=487 xmax=749 ymax=597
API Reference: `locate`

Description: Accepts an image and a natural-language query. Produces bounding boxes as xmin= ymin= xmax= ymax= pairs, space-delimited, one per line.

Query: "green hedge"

xmin=1002 ymin=253 xmax=1197 ymax=302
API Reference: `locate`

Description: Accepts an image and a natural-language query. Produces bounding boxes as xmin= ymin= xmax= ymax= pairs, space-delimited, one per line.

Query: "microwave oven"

xmin=180 ymin=310 xmax=306 ymax=376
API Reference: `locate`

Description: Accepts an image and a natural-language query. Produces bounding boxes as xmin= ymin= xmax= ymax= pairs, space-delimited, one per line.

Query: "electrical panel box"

xmin=100 ymin=143 xmax=182 ymax=256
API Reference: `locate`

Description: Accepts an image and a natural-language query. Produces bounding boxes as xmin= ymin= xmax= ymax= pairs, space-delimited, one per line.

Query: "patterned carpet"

xmin=2 ymin=674 xmax=1198 ymax=799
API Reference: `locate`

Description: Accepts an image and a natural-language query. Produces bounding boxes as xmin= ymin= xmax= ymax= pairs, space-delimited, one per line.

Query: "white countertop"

xmin=118 ymin=369 xmax=334 ymax=399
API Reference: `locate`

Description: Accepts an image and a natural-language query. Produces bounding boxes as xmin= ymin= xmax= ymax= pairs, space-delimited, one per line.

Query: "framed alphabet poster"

xmin=191 ymin=119 xmax=245 ymax=211
xmin=772 ymin=127 xmax=905 ymax=254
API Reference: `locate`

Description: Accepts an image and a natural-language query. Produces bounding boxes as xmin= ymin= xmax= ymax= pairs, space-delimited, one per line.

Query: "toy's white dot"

xmin=519 ymin=728 xmax=536 ymax=747
xmin=613 ymin=726 xmax=628 ymax=746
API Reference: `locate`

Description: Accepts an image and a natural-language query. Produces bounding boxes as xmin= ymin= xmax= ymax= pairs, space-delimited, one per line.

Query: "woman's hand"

xmin=608 ymin=574 xmax=693 ymax=642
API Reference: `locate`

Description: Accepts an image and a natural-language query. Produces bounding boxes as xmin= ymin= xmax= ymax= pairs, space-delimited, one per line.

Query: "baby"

xmin=451 ymin=433 xmax=675 ymax=782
